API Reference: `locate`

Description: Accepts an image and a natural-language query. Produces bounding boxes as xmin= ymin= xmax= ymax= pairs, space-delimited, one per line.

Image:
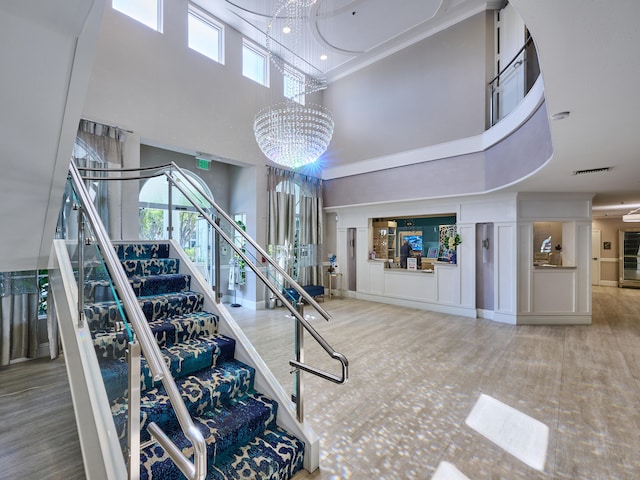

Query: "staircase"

xmin=85 ymin=242 xmax=304 ymax=479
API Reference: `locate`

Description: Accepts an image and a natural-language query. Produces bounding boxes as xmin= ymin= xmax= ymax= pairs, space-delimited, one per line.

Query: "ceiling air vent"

xmin=572 ymin=167 xmax=612 ymax=176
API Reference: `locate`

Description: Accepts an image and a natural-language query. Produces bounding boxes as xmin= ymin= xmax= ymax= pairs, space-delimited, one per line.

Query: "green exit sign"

xmin=196 ymin=158 xmax=210 ymax=170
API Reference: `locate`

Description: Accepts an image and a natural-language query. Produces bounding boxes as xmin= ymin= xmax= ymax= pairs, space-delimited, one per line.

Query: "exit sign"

xmin=196 ymin=158 xmax=210 ymax=170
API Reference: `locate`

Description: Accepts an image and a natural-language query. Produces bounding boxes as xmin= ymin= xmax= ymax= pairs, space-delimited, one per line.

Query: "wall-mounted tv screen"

xmin=404 ymin=235 xmax=423 ymax=252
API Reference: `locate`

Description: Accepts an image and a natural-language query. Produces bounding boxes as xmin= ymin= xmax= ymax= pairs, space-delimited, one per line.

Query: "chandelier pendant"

xmin=253 ymin=0 xmax=334 ymax=169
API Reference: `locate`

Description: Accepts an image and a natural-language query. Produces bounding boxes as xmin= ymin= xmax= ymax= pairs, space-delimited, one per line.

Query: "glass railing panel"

xmin=491 ymin=50 xmax=526 ymax=124
xmin=58 ymin=175 xmax=135 ymax=460
xmin=489 ymin=36 xmax=540 ymax=127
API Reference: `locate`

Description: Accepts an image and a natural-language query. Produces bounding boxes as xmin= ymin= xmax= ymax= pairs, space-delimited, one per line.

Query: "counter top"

xmin=533 ymin=265 xmax=577 ymax=270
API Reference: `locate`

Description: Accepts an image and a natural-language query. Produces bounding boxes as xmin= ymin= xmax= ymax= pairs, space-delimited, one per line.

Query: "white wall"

xmin=325 ymin=12 xmax=493 ymax=166
xmin=0 ymin=0 xmax=106 ymax=271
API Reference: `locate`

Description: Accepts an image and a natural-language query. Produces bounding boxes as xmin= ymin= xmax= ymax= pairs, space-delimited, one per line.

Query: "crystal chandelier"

xmin=253 ymin=0 xmax=334 ymax=169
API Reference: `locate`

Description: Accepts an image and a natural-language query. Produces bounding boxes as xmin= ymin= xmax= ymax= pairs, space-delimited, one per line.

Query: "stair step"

xmin=84 ymin=273 xmax=191 ymax=303
xmin=140 ymin=335 xmax=237 ymax=389
xmin=86 ymin=292 xmax=208 ymax=334
xmin=121 ymin=257 xmax=180 ymax=277
xmin=115 ymin=243 xmax=170 ymax=260
xmin=93 ymin=311 xmax=220 ymax=359
xmin=146 ymin=312 xmax=219 ymax=348
xmin=97 ymin=333 xmax=237 ymax=401
xmin=139 ymin=393 xmax=280 ymax=480
xmin=129 ymin=273 xmax=191 ymax=297
xmin=111 ymin=359 xmax=257 ymax=443
xmin=139 ymin=291 xmax=204 ymax=322
xmin=208 ymin=425 xmax=305 ymax=480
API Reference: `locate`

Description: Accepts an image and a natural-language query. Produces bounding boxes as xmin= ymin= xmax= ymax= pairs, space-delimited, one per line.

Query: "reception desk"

xmin=525 ymin=265 xmax=589 ymax=323
xmin=357 ymin=260 xmax=475 ymax=317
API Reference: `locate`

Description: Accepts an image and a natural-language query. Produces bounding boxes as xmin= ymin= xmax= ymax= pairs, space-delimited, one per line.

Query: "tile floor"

xmin=232 ymin=286 xmax=640 ymax=479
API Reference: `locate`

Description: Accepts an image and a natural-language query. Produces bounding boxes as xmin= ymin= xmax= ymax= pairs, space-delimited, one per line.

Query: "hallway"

xmin=1 ymin=286 xmax=639 ymax=479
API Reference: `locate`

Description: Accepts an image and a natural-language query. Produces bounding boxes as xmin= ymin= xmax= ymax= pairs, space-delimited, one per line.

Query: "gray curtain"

xmin=73 ymin=119 xmax=125 ymax=238
xmin=267 ymin=167 xmax=297 ymax=284
xmin=267 ymin=166 xmax=323 ymax=286
xmin=298 ymin=179 xmax=323 ymax=286
xmin=0 ymin=271 xmax=39 ymax=366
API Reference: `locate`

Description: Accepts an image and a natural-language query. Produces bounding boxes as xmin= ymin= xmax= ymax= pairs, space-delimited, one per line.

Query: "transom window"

xmin=242 ymin=40 xmax=269 ymax=87
xmin=112 ymin=0 xmax=163 ymax=32
xmin=188 ymin=5 xmax=224 ymax=64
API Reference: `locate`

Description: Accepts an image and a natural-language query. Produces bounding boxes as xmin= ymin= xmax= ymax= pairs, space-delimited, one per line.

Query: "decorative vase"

xmin=450 ymin=251 xmax=457 ymax=264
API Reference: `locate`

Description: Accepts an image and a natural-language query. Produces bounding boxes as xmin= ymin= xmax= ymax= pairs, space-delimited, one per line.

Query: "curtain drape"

xmin=267 ymin=166 xmax=323 ymax=287
xmin=0 ymin=271 xmax=40 ymax=366
xmin=73 ymin=119 xmax=125 ymax=238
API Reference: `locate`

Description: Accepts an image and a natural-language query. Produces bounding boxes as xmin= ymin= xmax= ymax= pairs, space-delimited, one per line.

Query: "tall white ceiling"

xmin=193 ymin=0 xmax=505 ymax=80
xmin=193 ymin=0 xmax=640 ymax=215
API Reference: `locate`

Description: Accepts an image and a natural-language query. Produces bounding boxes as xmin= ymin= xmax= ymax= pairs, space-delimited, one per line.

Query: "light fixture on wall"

xmin=623 ymin=208 xmax=640 ymax=222
xmin=253 ymin=0 xmax=334 ymax=169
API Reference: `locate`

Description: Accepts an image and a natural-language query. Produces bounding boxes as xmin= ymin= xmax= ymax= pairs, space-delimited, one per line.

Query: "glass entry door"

xmin=620 ymin=230 xmax=640 ymax=287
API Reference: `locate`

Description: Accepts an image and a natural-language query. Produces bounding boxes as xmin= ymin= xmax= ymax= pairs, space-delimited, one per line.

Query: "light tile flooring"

xmin=2 ymin=286 xmax=640 ymax=479
xmin=232 ymin=286 xmax=640 ymax=479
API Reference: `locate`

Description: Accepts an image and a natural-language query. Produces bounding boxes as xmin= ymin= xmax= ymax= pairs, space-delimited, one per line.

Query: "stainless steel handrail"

xmin=68 ymin=162 xmax=207 ymax=480
xmin=488 ymin=35 xmax=534 ymax=87
xmin=165 ymin=170 xmax=349 ymax=386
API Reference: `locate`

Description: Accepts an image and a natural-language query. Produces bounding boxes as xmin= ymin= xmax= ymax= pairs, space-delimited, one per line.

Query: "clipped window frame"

xmin=112 ymin=0 xmax=163 ymax=33
xmin=188 ymin=4 xmax=225 ymax=65
xmin=242 ymin=39 xmax=270 ymax=87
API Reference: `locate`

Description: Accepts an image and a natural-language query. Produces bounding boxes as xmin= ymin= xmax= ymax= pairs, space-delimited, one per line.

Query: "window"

xmin=112 ymin=0 xmax=163 ymax=32
xmin=139 ymin=171 xmax=216 ymax=285
xmin=284 ymin=65 xmax=305 ymax=105
xmin=188 ymin=5 xmax=224 ymax=64
xmin=242 ymin=40 xmax=269 ymax=86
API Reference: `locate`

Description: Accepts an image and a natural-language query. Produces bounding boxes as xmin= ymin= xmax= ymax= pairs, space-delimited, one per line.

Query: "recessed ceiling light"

xmin=320 ymin=54 xmax=328 ymax=61
xmin=282 ymin=26 xmax=291 ymax=34
xmin=551 ymin=111 xmax=570 ymax=120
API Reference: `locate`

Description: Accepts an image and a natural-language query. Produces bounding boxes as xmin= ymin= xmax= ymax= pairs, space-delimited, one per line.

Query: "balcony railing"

xmin=489 ymin=36 xmax=540 ymax=126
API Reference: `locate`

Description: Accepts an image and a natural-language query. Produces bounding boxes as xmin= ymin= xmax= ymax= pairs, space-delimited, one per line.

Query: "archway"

xmin=139 ymin=170 xmax=214 ymax=283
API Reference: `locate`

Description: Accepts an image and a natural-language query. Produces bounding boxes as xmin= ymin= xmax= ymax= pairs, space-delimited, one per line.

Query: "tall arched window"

xmin=267 ymin=166 xmax=323 ymax=287
xmin=139 ymin=170 xmax=215 ymax=283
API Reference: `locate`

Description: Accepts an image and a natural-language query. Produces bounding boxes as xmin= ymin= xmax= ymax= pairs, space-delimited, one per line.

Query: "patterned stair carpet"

xmin=86 ymin=243 xmax=304 ymax=479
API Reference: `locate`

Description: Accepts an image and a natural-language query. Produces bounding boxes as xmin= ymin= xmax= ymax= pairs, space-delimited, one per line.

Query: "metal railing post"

xmin=214 ymin=217 xmax=221 ymax=303
xmin=127 ymin=341 xmax=141 ymax=480
xmin=77 ymin=206 xmax=85 ymax=327
xmin=294 ymin=301 xmax=305 ymax=422
xmin=167 ymin=180 xmax=173 ymax=239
